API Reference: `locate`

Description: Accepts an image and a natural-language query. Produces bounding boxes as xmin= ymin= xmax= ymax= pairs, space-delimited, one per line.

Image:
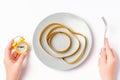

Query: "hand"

xmin=98 ymin=38 xmax=117 ymax=80
xmin=4 ymin=39 xmax=28 ymax=80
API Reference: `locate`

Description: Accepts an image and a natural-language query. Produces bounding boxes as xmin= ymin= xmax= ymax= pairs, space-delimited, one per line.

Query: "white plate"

xmin=33 ymin=12 xmax=92 ymax=70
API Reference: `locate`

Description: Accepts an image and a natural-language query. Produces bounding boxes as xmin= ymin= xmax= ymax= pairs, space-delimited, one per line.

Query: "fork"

xmin=102 ymin=17 xmax=108 ymax=45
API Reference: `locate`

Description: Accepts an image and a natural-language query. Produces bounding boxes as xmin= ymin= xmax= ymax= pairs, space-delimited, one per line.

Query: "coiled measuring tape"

xmin=39 ymin=23 xmax=87 ymax=64
xmin=12 ymin=36 xmax=28 ymax=54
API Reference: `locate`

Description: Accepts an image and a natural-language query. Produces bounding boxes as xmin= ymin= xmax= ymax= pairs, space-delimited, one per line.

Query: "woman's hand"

xmin=99 ymin=38 xmax=117 ymax=80
xmin=4 ymin=39 xmax=28 ymax=80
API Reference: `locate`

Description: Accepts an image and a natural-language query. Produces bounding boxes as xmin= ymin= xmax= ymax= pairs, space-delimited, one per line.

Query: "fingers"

xmin=104 ymin=38 xmax=114 ymax=59
xmin=101 ymin=48 xmax=107 ymax=62
xmin=17 ymin=52 xmax=28 ymax=64
xmin=5 ymin=39 xmax=14 ymax=60
xmin=13 ymin=52 xmax=17 ymax=58
xmin=111 ymin=48 xmax=116 ymax=58
xmin=11 ymin=52 xmax=20 ymax=60
xmin=99 ymin=48 xmax=107 ymax=64
xmin=104 ymin=38 xmax=110 ymax=49
xmin=10 ymin=52 xmax=17 ymax=60
xmin=16 ymin=54 xmax=20 ymax=60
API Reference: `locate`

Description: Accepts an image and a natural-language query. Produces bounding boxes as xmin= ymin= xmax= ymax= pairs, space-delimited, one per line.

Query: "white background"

xmin=0 ymin=0 xmax=120 ymax=80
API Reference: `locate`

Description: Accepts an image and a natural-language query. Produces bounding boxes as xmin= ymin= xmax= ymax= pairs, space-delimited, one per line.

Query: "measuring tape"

xmin=12 ymin=36 xmax=28 ymax=54
xmin=39 ymin=23 xmax=87 ymax=64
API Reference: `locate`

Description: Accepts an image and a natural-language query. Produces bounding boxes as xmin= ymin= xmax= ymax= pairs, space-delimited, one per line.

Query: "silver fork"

xmin=102 ymin=17 xmax=108 ymax=45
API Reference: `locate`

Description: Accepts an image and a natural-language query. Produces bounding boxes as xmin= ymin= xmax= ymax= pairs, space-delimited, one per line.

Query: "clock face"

xmin=17 ymin=42 xmax=27 ymax=53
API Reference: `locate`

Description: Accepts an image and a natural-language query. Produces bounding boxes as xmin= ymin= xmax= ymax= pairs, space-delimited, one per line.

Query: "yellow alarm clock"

xmin=12 ymin=37 xmax=28 ymax=54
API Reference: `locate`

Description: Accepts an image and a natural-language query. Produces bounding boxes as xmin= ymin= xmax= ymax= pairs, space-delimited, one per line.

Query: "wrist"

xmin=6 ymin=74 xmax=18 ymax=80
xmin=102 ymin=77 xmax=114 ymax=80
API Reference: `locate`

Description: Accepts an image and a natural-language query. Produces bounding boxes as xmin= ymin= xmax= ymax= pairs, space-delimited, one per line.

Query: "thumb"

xmin=17 ymin=52 xmax=28 ymax=64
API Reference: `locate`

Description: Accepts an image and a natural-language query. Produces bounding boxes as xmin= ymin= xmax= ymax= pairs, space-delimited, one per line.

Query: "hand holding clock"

xmin=4 ymin=39 xmax=28 ymax=80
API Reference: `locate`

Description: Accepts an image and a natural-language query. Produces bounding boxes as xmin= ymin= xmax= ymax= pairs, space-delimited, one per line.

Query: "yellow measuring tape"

xmin=39 ymin=23 xmax=87 ymax=64
xmin=47 ymin=31 xmax=72 ymax=53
